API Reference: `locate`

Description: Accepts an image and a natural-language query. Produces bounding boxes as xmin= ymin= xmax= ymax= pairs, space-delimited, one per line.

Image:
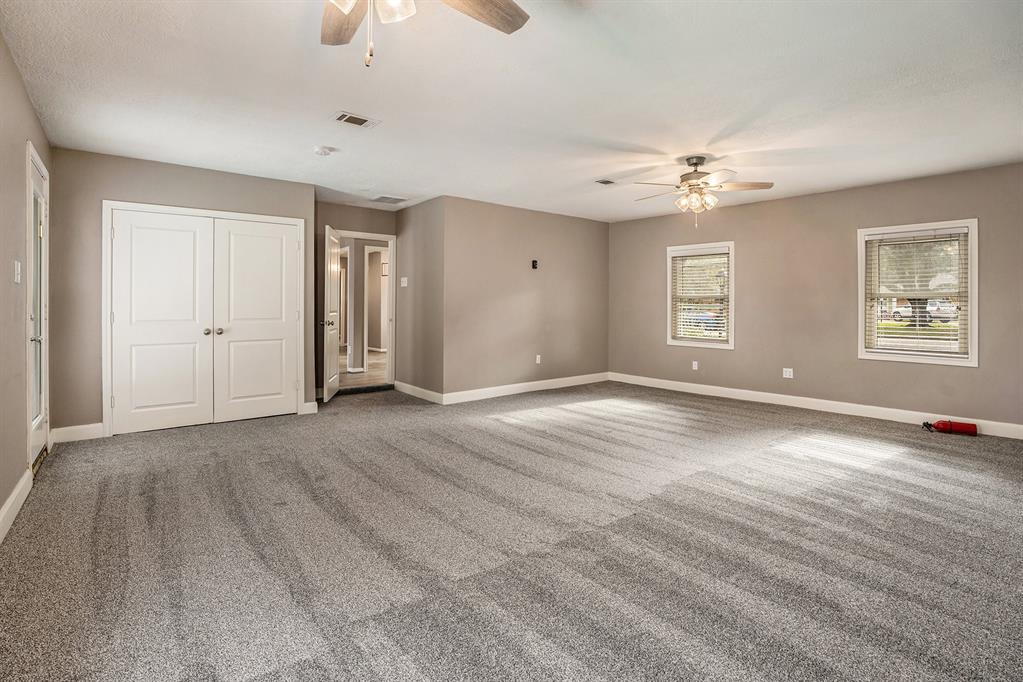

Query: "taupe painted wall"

xmin=395 ymin=198 xmax=446 ymax=393
xmin=609 ymin=163 xmax=1023 ymax=424
xmin=49 ymin=149 xmax=317 ymax=427
xmin=442 ymin=197 xmax=609 ymax=393
xmin=313 ymin=201 xmax=395 ymax=389
xmin=0 ymin=34 xmax=51 ymax=505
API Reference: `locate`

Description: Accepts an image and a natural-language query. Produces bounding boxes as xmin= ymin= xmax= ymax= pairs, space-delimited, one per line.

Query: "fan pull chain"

xmin=365 ymin=0 xmax=375 ymax=67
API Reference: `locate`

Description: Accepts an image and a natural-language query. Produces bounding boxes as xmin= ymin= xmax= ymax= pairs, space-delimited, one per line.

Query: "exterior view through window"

xmin=860 ymin=220 xmax=976 ymax=366
xmin=668 ymin=242 xmax=734 ymax=348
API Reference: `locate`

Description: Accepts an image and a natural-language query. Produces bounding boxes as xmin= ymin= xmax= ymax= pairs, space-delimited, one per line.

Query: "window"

xmin=858 ymin=220 xmax=977 ymax=367
xmin=667 ymin=241 xmax=734 ymax=349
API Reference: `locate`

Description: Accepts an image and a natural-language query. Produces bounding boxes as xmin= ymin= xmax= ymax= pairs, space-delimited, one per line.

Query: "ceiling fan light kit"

xmin=322 ymin=0 xmax=529 ymax=67
xmin=635 ymin=155 xmax=774 ymax=227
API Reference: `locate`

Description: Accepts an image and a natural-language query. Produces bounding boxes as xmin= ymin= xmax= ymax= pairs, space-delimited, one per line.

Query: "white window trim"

xmin=666 ymin=241 xmax=735 ymax=350
xmin=857 ymin=219 xmax=978 ymax=368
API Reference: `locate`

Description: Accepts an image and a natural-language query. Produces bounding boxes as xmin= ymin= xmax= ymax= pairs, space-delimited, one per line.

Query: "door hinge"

xmin=110 ymin=311 xmax=115 ymax=325
xmin=110 ymin=395 xmax=115 ymax=408
xmin=110 ymin=226 xmax=115 ymax=240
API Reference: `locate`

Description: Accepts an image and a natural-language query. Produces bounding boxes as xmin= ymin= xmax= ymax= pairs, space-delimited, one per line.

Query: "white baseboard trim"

xmin=395 ymin=373 xmax=608 ymax=406
xmin=298 ymin=401 xmax=318 ymax=415
xmin=443 ymin=373 xmax=609 ymax=405
xmin=0 ymin=469 xmax=32 ymax=547
xmin=607 ymin=372 xmax=1023 ymax=440
xmin=394 ymin=381 xmax=444 ymax=404
xmin=50 ymin=423 xmax=105 ymax=444
xmin=368 ymin=347 xmax=388 ymax=353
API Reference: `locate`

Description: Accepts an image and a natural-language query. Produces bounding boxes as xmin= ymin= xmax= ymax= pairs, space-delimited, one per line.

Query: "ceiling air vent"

xmin=335 ymin=111 xmax=380 ymax=128
xmin=371 ymin=196 xmax=407 ymax=205
xmin=595 ymin=179 xmax=615 ymax=185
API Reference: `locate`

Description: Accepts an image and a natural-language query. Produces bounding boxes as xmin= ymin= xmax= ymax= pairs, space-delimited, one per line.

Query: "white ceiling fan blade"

xmin=634 ymin=182 xmax=678 ymax=187
xmin=701 ymin=169 xmax=737 ymax=186
xmin=717 ymin=181 xmax=774 ymax=191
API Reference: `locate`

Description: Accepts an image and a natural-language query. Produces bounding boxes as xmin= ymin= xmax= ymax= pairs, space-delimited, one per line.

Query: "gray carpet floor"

xmin=1 ymin=382 xmax=1020 ymax=681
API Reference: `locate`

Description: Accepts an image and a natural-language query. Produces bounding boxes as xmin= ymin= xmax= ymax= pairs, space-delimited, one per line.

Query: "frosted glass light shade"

xmin=329 ymin=0 xmax=358 ymax=14
xmin=376 ymin=0 xmax=417 ymax=23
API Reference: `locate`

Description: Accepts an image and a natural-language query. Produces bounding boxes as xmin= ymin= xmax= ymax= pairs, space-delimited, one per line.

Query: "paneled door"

xmin=111 ymin=210 xmax=215 ymax=433
xmin=321 ymin=228 xmax=342 ymax=403
xmin=213 ymin=219 xmax=299 ymax=422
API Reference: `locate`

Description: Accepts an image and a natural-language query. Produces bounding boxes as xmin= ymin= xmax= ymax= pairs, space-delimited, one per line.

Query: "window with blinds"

xmin=859 ymin=221 xmax=977 ymax=366
xmin=667 ymin=242 xmax=734 ymax=348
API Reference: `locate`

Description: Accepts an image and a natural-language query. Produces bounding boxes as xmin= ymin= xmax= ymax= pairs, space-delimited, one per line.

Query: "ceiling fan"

xmin=635 ymin=155 xmax=774 ymax=225
xmin=322 ymin=0 xmax=529 ymax=66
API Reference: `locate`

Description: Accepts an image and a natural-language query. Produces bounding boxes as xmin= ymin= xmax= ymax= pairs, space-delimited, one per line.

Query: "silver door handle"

xmin=215 ymin=328 xmax=224 ymax=335
xmin=203 ymin=328 xmax=212 ymax=336
xmin=29 ymin=336 xmax=42 ymax=343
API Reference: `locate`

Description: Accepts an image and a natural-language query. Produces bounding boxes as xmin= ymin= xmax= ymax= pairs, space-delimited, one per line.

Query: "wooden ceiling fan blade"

xmin=322 ymin=0 xmax=368 ymax=45
xmin=440 ymin=0 xmax=529 ymax=34
xmin=701 ymin=169 xmax=737 ymax=186
xmin=717 ymin=181 xmax=774 ymax=191
xmin=635 ymin=190 xmax=678 ymax=202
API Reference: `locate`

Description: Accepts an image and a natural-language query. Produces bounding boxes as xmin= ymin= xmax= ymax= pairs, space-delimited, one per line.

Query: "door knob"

xmin=203 ymin=328 xmax=212 ymax=336
xmin=29 ymin=336 xmax=42 ymax=343
xmin=327 ymin=320 xmax=335 ymax=327
xmin=215 ymin=328 xmax=224 ymax=335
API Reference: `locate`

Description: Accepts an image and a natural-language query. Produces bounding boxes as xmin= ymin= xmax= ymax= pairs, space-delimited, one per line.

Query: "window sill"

xmin=668 ymin=338 xmax=734 ymax=350
xmin=858 ymin=349 xmax=977 ymax=368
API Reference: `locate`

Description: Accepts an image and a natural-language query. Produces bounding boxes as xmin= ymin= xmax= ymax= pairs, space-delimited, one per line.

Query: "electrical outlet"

xmin=399 ymin=277 xmax=408 ymax=287
xmin=536 ymin=354 xmax=542 ymax=365
xmin=782 ymin=368 xmax=794 ymax=379
xmin=692 ymin=360 xmax=699 ymax=370
xmin=13 ymin=260 xmax=21 ymax=284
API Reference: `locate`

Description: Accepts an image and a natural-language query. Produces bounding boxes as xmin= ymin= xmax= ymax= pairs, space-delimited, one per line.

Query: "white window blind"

xmin=668 ymin=244 xmax=732 ymax=346
xmin=863 ymin=227 xmax=970 ymax=358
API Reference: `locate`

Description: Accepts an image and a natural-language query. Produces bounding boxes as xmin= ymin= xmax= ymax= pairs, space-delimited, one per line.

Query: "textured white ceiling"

xmin=2 ymin=0 xmax=1021 ymax=222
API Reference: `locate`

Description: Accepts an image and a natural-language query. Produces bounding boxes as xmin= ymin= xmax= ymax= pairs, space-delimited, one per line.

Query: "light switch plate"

xmin=13 ymin=259 xmax=21 ymax=284
xmin=782 ymin=368 xmax=794 ymax=379
xmin=536 ymin=354 xmax=542 ymax=364
xmin=692 ymin=361 xmax=698 ymax=370
xmin=400 ymin=277 xmax=408 ymax=287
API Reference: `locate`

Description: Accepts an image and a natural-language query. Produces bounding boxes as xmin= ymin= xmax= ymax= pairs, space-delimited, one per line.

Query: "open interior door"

xmin=322 ymin=227 xmax=342 ymax=402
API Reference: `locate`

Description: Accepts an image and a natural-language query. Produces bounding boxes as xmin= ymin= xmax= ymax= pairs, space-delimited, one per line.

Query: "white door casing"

xmin=111 ymin=210 xmax=215 ymax=433
xmin=27 ymin=142 xmax=49 ymax=463
xmin=322 ymin=228 xmax=342 ymax=403
xmin=213 ymin=218 xmax=299 ymax=422
xmin=329 ymin=228 xmax=396 ymax=384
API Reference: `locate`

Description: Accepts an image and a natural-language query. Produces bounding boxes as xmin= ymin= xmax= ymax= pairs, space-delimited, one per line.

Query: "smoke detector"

xmin=313 ymin=146 xmax=337 ymax=156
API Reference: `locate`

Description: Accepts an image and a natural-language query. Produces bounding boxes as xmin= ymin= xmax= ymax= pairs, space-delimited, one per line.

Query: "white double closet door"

xmin=111 ymin=209 xmax=299 ymax=434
